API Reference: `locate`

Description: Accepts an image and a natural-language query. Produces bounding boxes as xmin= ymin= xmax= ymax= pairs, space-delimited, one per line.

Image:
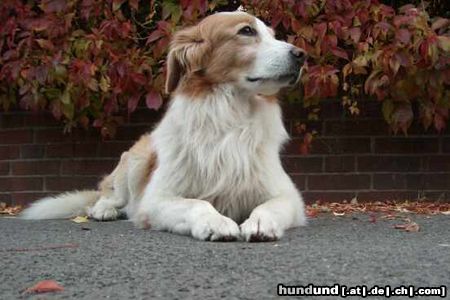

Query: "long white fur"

xmin=21 ymin=190 xmax=99 ymax=220
xmin=21 ymin=12 xmax=306 ymax=241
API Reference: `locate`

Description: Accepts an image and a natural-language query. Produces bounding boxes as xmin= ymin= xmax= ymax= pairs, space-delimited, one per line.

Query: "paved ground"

xmin=1 ymin=214 xmax=449 ymax=299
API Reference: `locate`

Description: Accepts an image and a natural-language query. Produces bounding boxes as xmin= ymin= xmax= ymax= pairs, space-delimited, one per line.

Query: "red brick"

xmin=0 ymin=129 xmax=33 ymax=144
xmin=406 ymin=174 xmax=450 ymax=190
xmin=311 ymin=137 xmax=371 ymax=154
xmin=20 ymin=145 xmax=45 ymax=158
xmin=284 ymin=137 xmax=371 ymax=155
xmin=282 ymin=157 xmax=323 ymax=173
xmin=0 ymin=114 xmax=25 ymax=128
xmin=357 ymin=156 xmax=423 ymax=172
xmin=324 ymin=156 xmax=355 ymax=172
xmin=357 ymin=191 xmax=418 ymax=201
xmin=308 ymin=174 xmax=370 ymax=190
xmin=0 ymin=145 xmax=20 ymax=159
xmin=11 ymin=161 xmax=60 ymax=176
xmin=280 ymin=103 xmax=308 ymax=119
xmin=115 ymin=125 xmax=150 ymax=141
xmin=0 ymin=193 xmax=12 ymax=205
xmin=423 ymin=155 xmax=450 ymax=172
xmin=23 ymin=112 xmax=60 ymax=127
xmin=0 ymin=161 xmax=9 ymax=175
xmin=373 ymin=174 xmax=407 ymax=190
xmin=70 ymin=128 xmax=101 ymax=143
xmin=290 ymin=175 xmax=306 ymax=190
xmin=45 ymin=176 xmax=99 ymax=191
xmin=61 ymin=159 xmax=117 ymax=175
xmin=73 ymin=143 xmax=98 ymax=157
xmin=324 ymin=120 xmax=388 ymax=136
xmin=443 ymin=138 xmax=450 ymax=153
xmin=98 ymin=141 xmax=133 ymax=157
xmin=302 ymin=192 xmax=356 ymax=204
xmin=129 ymin=107 xmax=163 ymax=124
xmin=34 ymin=128 xmax=70 ymax=143
xmin=45 ymin=144 xmax=74 ymax=158
xmin=421 ymin=191 xmax=449 ymax=201
xmin=11 ymin=192 xmax=52 ymax=206
xmin=374 ymin=137 xmax=439 ymax=153
xmin=0 ymin=177 xmax=43 ymax=191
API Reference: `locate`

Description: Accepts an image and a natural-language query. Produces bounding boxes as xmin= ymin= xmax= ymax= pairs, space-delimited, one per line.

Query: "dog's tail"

xmin=20 ymin=190 xmax=100 ymax=220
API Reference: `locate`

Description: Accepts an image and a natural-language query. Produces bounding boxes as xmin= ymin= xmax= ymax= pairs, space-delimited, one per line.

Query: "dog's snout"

xmin=289 ymin=47 xmax=306 ymax=63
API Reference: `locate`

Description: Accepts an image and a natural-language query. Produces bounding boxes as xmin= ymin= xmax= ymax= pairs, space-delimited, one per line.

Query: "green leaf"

xmin=61 ymin=88 xmax=71 ymax=104
xmin=382 ymin=99 xmax=394 ymax=124
xmin=62 ymin=102 xmax=75 ymax=120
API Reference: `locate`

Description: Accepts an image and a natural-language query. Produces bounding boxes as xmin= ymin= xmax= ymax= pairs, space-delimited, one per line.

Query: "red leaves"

xmin=0 ymin=0 xmax=448 ymax=136
xmin=303 ymin=65 xmax=340 ymax=99
xmin=245 ymin=0 xmax=449 ymax=134
xmin=24 ymin=280 xmax=64 ymax=294
xmin=307 ymin=200 xmax=450 ymax=220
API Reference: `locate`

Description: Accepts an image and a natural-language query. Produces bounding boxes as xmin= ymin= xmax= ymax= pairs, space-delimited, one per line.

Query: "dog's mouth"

xmin=246 ymin=69 xmax=302 ymax=85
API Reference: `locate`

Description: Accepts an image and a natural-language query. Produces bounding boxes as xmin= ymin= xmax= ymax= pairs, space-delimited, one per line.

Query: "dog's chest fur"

xmin=152 ymin=88 xmax=288 ymax=222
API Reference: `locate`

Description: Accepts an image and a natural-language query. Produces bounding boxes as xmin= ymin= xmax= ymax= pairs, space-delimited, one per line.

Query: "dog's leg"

xmin=134 ymin=197 xmax=241 ymax=242
xmin=240 ymin=172 xmax=306 ymax=242
xmin=88 ymin=153 xmax=130 ymax=221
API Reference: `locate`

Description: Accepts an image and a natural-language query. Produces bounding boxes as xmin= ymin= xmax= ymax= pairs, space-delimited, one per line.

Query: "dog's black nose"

xmin=289 ymin=47 xmax=307 ymax=63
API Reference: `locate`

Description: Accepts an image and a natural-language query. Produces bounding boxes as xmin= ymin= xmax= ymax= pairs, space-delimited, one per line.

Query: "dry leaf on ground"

xmin=0 ymin=202 xmax=23 ymax=216
xmin=24 ymin=280 xmax=64 ymax=294
xmin=71 ymin=216 xmax=89 ymax=223
xmin=394 ymin=221 xmax=420 ymax=232
xmin=306 ymin=201 xmax=450 ymax=218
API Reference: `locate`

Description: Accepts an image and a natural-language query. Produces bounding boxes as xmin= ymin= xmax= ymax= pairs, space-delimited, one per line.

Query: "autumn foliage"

xmin=1 ymin=0 xmax=449 ymax=137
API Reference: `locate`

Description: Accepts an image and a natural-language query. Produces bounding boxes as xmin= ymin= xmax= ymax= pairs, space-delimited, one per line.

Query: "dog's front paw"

xmin=88 ymin=200 xmax=118 ymax=221
xmin=240 ymin=211 xmax=283 ymax=242
xmin=192 ymin=214 xmax=240 ymax=242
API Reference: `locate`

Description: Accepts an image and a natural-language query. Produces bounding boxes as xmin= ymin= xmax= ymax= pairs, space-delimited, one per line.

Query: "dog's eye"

xmin=238 ymin=26 xmax=256 ymax=36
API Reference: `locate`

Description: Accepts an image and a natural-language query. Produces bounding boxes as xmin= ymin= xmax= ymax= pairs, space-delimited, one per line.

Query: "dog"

xmin=21 ymin=11 xmax=308 ymax=242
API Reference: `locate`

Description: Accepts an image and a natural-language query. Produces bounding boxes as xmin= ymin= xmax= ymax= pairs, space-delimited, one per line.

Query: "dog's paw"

xmin=133 ymin=211 xmax=151 ymax=229
xmin=88 ymin=201 xmax=118 ymax=221
xmin=240 ymin=212 xmax=283 ymax=242
xmin=192 ymin=214 xmax=240 ymax=242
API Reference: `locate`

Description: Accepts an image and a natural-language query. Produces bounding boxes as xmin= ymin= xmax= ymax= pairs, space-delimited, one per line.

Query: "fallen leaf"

xmin=394 ymin=221 xmax=420 ymax=232
xmin=333 ymin=211 xmax=345 ymax=216
xmin=369 ymin=213 xmax=377 ymax=223
xmin=71 ymin=216 xmax=89 ymax=223
xmin=24 ymin=280 xmax=64 ymax=294
xmin=306 ymin=209 xmax=319 ymax=218
xmin=0 ymin=203 xmax=23 ymax=215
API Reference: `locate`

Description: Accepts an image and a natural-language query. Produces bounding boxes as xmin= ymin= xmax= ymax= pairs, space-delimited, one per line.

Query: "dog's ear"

xmin=165 ymin=26 xmax=209 ymax=94
xmin=165 ymin=48 xmax=183 ymax=94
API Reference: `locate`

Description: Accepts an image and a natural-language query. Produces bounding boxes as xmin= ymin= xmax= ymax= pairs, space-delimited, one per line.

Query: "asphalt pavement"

xmin=1 ymin=214 xmax=449 ymax=299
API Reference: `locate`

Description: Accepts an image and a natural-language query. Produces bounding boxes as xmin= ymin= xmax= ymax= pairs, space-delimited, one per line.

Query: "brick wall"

xmin=0 ymin=99 xmax=449 ymax=206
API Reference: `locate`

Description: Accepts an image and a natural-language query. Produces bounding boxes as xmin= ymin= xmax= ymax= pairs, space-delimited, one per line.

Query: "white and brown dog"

xmin=21 ymin=11 xmax=308 ymax=242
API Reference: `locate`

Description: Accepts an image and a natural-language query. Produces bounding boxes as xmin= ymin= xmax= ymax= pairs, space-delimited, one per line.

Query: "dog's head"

xmin=165 ymin=11 xmax=307 ymax=96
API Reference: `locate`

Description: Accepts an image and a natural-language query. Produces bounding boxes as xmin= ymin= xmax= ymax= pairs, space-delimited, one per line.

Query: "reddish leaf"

xmin=431 ymin=18 xmax=450 ymax=31
xmin=127 ymin=93 xmax=142 ymax=113
xmin=145 ymin=90 xmax=162 ymax=110
xmin=396 ymin=29 xmax=411 ymax=44
xmin=147 ymin=30 xmax=165 ymax=44
xmin=330 ymin=47 xmax=348 ymax=60
xmin=348 ymin=27 xmax=361 ymax=44
xmin=25 ymin=280 xmax=64 ymax=294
